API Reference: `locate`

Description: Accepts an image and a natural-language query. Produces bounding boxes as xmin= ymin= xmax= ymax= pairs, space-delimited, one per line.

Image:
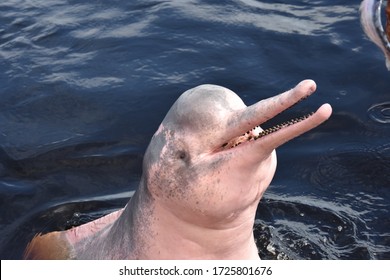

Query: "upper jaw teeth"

xmin=220 ymin=112 xmax=313 ymax=150
xmin=221 ymin=126 xmax=262 ymax=149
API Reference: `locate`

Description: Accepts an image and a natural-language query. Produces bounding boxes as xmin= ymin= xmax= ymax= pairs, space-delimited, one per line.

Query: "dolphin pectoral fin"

xmin=24 ymin=232 xmax=72 ymax=260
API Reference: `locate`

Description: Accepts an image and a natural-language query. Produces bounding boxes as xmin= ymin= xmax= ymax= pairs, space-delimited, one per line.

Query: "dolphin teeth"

xmin=219 ymin=111 xmax=314 ymax=151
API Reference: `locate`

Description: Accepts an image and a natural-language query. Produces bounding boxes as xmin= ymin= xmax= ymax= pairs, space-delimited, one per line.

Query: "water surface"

xmin=0 ymin=0 xmax=389 ymax=259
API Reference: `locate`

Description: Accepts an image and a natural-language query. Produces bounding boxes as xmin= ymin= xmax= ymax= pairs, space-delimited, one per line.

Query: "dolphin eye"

xmin=178 ymin=151 xmax=187 ymax=160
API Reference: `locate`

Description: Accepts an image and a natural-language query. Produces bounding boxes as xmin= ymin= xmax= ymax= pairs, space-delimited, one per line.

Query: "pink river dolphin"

xmin=24 ymin=80 xmax=332 ymax=259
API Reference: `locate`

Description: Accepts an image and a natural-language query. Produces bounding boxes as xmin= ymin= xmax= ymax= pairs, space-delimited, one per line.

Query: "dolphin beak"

xmin=215 ymin=80 xmax=332 ymax=160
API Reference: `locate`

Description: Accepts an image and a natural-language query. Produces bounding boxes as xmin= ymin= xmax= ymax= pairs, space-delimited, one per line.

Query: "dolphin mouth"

xmin=219 ymin=111 xmax=314 ymax=151
xmin=211 ymin=80 xmax=332 ymax=154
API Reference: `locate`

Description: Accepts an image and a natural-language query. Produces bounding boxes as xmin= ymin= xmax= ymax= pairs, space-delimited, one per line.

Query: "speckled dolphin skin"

xmin=24 ymin=80 xmax=331 ymax=260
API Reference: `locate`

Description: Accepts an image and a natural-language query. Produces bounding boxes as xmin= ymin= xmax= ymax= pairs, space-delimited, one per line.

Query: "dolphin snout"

xmin=216 ymin=80 xmax=332 ymax=155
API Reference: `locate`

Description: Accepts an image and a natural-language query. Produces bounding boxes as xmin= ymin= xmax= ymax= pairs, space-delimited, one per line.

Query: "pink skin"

xmin=24 ymin=79 xmax=332 ymax=259
xmin=360 ymin=0 xmax=390 ymax=70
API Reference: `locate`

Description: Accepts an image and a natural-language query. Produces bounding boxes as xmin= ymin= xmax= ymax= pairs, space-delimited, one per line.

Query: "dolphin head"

xmin=142 ymin=80 xmax=331 ymax=228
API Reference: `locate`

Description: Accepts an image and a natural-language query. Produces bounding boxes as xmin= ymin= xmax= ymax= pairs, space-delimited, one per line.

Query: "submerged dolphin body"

xmin=360 ymin=0 xmax=390 ymax=69
xmin=24 ymin=80 xmax=332 ymax=259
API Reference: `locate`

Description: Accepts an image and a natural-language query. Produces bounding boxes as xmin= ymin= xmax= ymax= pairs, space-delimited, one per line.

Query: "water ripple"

xmin=368 ymin=102 xmax=390 ymax=124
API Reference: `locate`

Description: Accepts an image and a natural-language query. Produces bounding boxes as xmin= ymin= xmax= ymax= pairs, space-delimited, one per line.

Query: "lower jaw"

xmin=220 ymin=112 xmax=314 ymax=151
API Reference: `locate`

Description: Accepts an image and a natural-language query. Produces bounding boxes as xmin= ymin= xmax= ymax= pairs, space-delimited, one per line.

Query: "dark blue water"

xmin=0 ymin=0 xmax=389 ymax=259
